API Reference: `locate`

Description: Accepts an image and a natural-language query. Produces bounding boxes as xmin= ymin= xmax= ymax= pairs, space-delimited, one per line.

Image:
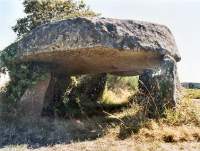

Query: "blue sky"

xmin=0 ymin=0 xmax=200 ymax=82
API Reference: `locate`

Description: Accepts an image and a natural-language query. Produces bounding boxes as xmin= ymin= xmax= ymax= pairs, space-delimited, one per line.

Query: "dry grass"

xmin=101 ymin=87 xmax=134 ymax=105
xmin=161 ymin=88 xmax=200 ymax=126
xmin=100 ymin=75 xmax=138 ymax=106
xmin=183 ymin=88 xmax=200 ymax=99
xmin=0 ymin=88 xmax=200 ymax=150
xmin=2 ymin=139 xmax=200 ymax=151
xmin=0 ymin=115 xmax=106 ymax=148
xmin=99 ymin=88 xmax=200 ymax=142
xmin=135 ymin=122 xmax=200 ymax=142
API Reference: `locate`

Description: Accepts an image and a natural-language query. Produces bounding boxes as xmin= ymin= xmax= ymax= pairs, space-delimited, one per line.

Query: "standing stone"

xmin=42 ymin=73 xmax=70 ymax=117
xmin=139 ymin=55 xmax=180 ymax=117
xmin=64 ymin=73 xmax=107 ymax=116
xmin=19 ymin=73 xmax=51 ymax=117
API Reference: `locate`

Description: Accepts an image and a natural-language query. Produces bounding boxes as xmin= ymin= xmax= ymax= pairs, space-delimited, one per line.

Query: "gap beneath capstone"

xmin=19 ymin=47 xmax=162 ymax=75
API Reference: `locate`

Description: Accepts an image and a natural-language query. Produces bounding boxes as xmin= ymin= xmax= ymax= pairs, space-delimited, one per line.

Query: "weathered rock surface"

xmin=19 ymin=73 xmax=51 ymax=117
xmin=139 ymin=55 xmax=180 ymax=117
xmin=42 ymin=73 xmax=70 ymax=117
xmin=41 ymin=73 xmax=107 ymax=117
xmin=63 ymin=74 xmax=107 ymax=117
xmin=14 ymin=17 xmax=181 ymax=117
xmin=16 ymin=17 xmax=180 ymax=75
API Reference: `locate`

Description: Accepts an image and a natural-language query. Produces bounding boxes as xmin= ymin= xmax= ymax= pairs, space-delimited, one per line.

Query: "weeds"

xmin=103 ymin=88 xmax=200 ymax=142
xmin=0 ymin=88 xmax=200 ymax=149
xmin=161 ymin=89 xmax=200 ymax=126
xmin=183 ymin=89 xmax=200 ymax=99
xmin=100 ymin=75 xmax=138 ymax=106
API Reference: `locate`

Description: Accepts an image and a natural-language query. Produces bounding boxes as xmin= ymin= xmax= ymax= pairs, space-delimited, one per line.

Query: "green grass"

xmin=106 ymin=75 xmax=139 ymax=91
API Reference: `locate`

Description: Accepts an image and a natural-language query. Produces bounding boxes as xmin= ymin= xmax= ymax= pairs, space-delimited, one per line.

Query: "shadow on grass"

xmin=0 ymin=97 xmax=152 ymax=149
xmin=1 ymin=89 xmax=199 ymax=149
xmin=0 ymin=114 xmax=106 ymax=149
xmin=118 ymin=110 xmax=148 ymax=140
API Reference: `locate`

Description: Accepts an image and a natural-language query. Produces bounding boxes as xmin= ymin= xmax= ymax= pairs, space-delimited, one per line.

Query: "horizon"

xmin=0 ymin=0 xmax=200 ymax=82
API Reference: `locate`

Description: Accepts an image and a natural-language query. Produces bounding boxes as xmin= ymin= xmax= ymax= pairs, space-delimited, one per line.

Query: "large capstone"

xmin=16 ymin=17 xmax=180 ymax=75
xmin=11 ymin=17 xmax=181 ymax=117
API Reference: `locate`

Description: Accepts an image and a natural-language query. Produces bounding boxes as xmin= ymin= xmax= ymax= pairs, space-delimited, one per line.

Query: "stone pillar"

xmin=19 ymin=73 xmax=51 ymax=117
xmin=20 ymin=72 xmax=107 ymax=117
xmin=42 ymin=72 xmax=70 ymax=117
xmin=79 ymin=73 xmax=107 ymax=107
xmin=64 ymin=73 xmax=107 ymax=116
xmin=139 ymin=55 xmax=180 ymax=117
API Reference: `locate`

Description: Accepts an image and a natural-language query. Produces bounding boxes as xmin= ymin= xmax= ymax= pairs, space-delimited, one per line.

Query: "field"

xmin=0 ymin=88 xmax=200 ymax=151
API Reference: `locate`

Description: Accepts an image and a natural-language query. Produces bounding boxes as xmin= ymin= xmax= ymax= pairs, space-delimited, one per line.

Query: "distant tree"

xmin=13 ymin=0 xmax=97 ymax=38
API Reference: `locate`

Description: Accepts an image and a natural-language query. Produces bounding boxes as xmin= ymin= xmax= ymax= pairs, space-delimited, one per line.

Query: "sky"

xmin=0 ymin=0 xmax=200 ymax=82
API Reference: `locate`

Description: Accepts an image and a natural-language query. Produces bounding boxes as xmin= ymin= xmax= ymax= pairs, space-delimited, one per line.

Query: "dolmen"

xmin=13 ymin=17 xmax=181 ymax=117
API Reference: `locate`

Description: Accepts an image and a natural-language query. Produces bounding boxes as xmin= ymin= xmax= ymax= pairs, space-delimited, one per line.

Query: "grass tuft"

xmin=0 ymin=87 xmax=200 ymax=150
xmin=100 ymin=75 xmax=138 ymax=106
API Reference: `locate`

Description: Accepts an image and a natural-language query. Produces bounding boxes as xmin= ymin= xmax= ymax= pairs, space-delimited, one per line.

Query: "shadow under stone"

xmin=0 ymin=115 xmax=104 ymax=149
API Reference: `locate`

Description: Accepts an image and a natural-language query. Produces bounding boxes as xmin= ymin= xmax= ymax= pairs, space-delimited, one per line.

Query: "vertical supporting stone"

xmin=42 ymin=72 xmax=70 ymax=117
xmin=139 ymin=55 xmax=180 ymax=117
xmin=19 ymin=73 xmax=51 ymax=117
xmin=64 ymin=73 xmax=107 ymax=116
xmin=79 ymin=73 xmax=107 ymax=107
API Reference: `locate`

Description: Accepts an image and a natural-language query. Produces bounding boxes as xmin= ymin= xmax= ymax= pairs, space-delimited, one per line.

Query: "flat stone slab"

xmin=19 ymin=74 xmax=51 ymax=117
xmin=16 ymin=17 xmax=181 ymax=75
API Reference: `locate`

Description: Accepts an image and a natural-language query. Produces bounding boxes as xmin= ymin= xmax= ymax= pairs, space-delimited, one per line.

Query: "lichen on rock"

xmin=139 ymin=55 xmax=180 ymax=117
xmin=2 ymin=17 xmax=182 ymax=117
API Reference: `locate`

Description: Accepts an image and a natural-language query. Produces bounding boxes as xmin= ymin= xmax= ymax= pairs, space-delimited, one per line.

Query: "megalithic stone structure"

xmin=13 ymin=17 xmax=181 ymax=117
